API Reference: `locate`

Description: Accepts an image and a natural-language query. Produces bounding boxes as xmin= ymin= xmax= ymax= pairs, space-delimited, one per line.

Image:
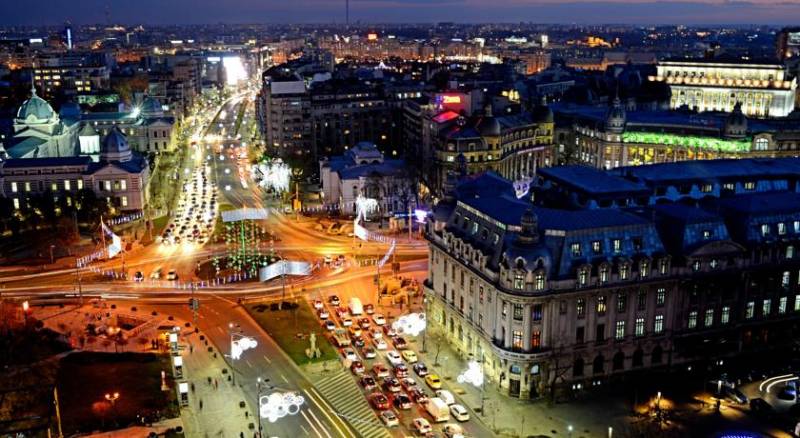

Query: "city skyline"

xmin=2 ymin=0 xmax=800 ymax=26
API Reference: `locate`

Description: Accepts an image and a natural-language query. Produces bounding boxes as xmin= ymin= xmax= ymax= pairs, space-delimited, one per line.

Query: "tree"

xmin=76 ymin=189 xmax=110 ymax=224
xmin=0 ymin=197 xmax=16 ymax=235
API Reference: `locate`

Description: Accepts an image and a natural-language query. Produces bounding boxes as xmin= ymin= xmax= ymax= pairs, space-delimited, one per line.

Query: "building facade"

xmin=425 ymin=159 xmax=800 ymax=399
xmin=650 ymin=58 xmax=797 ymax=118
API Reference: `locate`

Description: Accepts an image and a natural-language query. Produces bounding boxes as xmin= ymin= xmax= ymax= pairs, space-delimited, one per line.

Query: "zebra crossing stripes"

xmin=314 ymin=371 xmax=391 ymax=438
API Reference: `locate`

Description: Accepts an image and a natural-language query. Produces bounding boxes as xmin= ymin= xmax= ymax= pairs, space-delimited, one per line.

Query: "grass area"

xmin=56 ymin=352 xmax=179 ymax=435
xmin=246 ymin=300 xmax=338 ymax=365
xmin=212 ymin=203 xmax=235 ymax=240
xmin=151 ymin=215 xmax=170 ymax=237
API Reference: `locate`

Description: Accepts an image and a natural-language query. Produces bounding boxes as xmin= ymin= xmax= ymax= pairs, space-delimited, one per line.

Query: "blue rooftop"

xmin=616 ymin=158 xmax=800 ymax=184
xmin=539 ymin=165 xmax=649 ymax=195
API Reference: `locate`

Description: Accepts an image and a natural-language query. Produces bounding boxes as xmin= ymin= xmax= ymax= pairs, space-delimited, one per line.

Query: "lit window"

xmin=534 ymin=272 xmax=545 ymax=291
xmin=12 ymin=198 xmax=19 ymax=209
xmin=571 ymin=243 xmax=582 ymax=257
xmin=64 ymin=180 xmax=71 ymax=191
xmin=654 ymin=314 xmax=664 ymax=334
xmin=51 ymin=182 xmax=57 ymax=191
xmin=688 ymin=311 xmax=698 ymax=328
xmin=746 ymin=302 xmax=755 ymax=319
xmin=721 ymin=306 xmax=730 ymax=324
xmin=656 ymin=288 xmax=666 ymax=307
xmin=635 ymin=317 xmax=645 ymax=337
xmin=77 ymin=180 xmax=83 ymax=190
xmin=599 ymin=266 xmax=608 ymax=283
xmin=788 ymin=246 xmax=795 ymax=259
xmin=24 ymin=182 xmax=30 ymax=192
xmin=596 ymin=296 xmax=607 ymax=315
xmin=513 ymin=304 xmax=523 ymax=321
xmin=744 ymin=181 xmax=756 ymax=190
xmin=702 ymin=230 xmax=712 ymax=240
xmin=640 ymin=260 xmax=649 ymax=278
xmin=10 ymin=182 xmax=17 ymax=193
xmin=761 ymin=224 xmax=770 ymax=237
xmin=778 ymin=222 xmax=787 ymax=235
xmin=104 ymin=181 xmax=111 ymax=191
xmin=121 ymin=196 xmax=128 ymax=207
xmin=779 ymin=296 xmax=787 ymax=314
xmin=783 ymin=271 xmax=791 ymax=288
xmin=591 ymin=240 xmax=602 ymax=254
xmin=620 ymin=264 xmax=629 ymax=280
xmin=513 ymin=272 xmax=525 ymax=290
xmin=578 ymin=268 xmax=588 ymax=286
xmin=763 ymin=299 xmax=771 ymax=316
xmin=704 ymin=309 xmax=714 ymax=327
xmin=120 ymin=180 xmax=127 ymax=191
xmin=795 ymin=221 xmax=800 ymax=233
xmin=512 ymin=331 xmax=523 ymax=351
xmin=577 ymin=298 xmax=586 ymax=318
xmin=612 ymin=239 xmax=621 ymax=253
xmin=615 ymin=320 xmax=625 ymax=340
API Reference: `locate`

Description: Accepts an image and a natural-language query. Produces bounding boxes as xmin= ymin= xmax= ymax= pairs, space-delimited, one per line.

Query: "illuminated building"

xmin=257 ymin=69 xmax=311 ymax=162
xmin=426 ymin=158 xmax=800 ymax=399
xmin=33 ymin=51 xmax=113 ymax=98
xmin=650 ymin=58 xmax=797 ymax=118
xmin=777 ymin=28 xmax=800 ymax=61
xmin=555 ymin=98 xmax=800 ymax=170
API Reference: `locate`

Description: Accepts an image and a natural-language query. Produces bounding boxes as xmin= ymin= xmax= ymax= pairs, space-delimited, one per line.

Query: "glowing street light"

xmin=457 ymin=360 xmax=486 ymax=416
xmin=105 ymin=392 xmax=120 ymax=406
xmin=259 ymin=391 xmax=305 ymax=423
xmin=392 ymin=313 xmax=426 ymax=337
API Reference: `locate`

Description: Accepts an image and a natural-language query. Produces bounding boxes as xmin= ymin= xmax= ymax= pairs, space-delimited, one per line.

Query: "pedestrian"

xmin=191 ymin=382 xmax=195 ymax=393
xmin=214 ymin=379 xmax=218 ymax=389
xmin=240 ymin=432 xmax=245 ymax=438
xmin=190 ymin=344 xmax=194 ymax=353
xmin=245 ymin=411 xmax=248 ymax=418
xmin=199 ymin=399 xmax=203 ymax=410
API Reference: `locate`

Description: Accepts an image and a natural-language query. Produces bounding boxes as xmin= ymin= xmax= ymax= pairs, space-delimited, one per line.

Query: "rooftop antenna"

xmin=346 ymin=0 xmax=349 ymax=27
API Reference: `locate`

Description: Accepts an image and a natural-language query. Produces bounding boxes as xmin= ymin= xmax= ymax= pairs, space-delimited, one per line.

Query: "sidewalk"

xmin=412 ymin=332 xmax=631 ymax=438
xmin=179 ymin=332 xmax=257 ymax=438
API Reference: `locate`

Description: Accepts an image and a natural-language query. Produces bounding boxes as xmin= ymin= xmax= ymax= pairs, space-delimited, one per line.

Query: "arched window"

xmin=573 ymin=357 xmax=584 ymax=377
xmin=534 ymin=271 xmax=545 ymax=291
xmin=612 ymin=352 xmax=625 ymax=371
xmin=593 ymin=354 xmax=604 ymax=374
xmin=632 ymin=348 xmax=644 ymax=367
xmin=754 ymin=137 xmax=769 ymax=151
xmin=651 ymin=346 xmax=663 ymax=364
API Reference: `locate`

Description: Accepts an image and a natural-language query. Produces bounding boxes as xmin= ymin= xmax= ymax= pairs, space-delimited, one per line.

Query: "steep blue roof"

xmin=539 ymin=165 xmax=648 ymax=195
xmin=616 ymin=158 xmax=800 ymax=184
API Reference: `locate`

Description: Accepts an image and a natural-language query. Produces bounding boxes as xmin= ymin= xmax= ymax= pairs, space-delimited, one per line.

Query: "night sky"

xmin=1 ymin=0 xmax=798 ymax=25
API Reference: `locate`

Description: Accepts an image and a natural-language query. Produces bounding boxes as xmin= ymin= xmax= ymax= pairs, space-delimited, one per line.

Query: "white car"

xmin=443 ymin=423 xmax=464 ymax=438
xmin=374 ymin=338 xmax=388 ymax=350
xmin=167 ymin=269 xmax=179 ymax=281
xmin=450 ymin=404 xmax=469 ymax=422
xmin=342 ymin=348 xmax=358 ymax=361
xmin=386 ymin=351 xmax=403 ymax=366
xmin=372 ymin=314 xmax=386 ymax=325
xmin=379 ymin=410 xmax=399 ymax=427
xmin=436 ymin=390 xmax=455 ymax=405
xmin=413 ymin=418 xmax=432 ymax=434
xmin=342 ymin=317 xmax=353 ymax=327
xmin=370 ymin=328 xmax=383 ymax=340
xmin=324 ymin=320 xmax=336 ymax=331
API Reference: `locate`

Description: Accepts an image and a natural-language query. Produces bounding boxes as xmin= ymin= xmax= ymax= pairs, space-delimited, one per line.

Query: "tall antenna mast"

xmin=346 ymin=0 xmax=349 ymax=27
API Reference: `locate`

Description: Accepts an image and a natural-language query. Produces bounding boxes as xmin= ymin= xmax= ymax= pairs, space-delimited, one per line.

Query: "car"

xmin=150 ymin=269 xmax=162 ymax=280
xmin=383 ymin=377 xmax=402 ymax=393
xmin=362 ymin=346 xmax=377 ymax=359
xmin=393 ymin=337 xmax=409 ymax=350
xmin=443 ymin=423 xmax=464 ymax=438
xmin=342 ymin=348 xmax=358 ymax=361
xmin=324 ymin=320 xmax=336 ymax=331
xmin=394 ymin=363 xmax=409 ymax=378
xmin=372 ymin=364 xmax=390 ymax=378
xmin=335 ymin=307 xmax=348 ymax=319
xmin=329 ymin=295 xmax=340 ymax=306
xmin=370 ymin=328 xmax=383 ymax=340
xmin=372 ymin=314 xmax=386 ymax=325
xmin=379 ymin=409 xmax=399 ymax=427
xmin=324 ymin=255 xmax=333 ymax=265
xmin=369 ymin=393 xmax=390 ymax=410
xmin=342 ymin=317 xmax=353 ymax=327
xmin=374 ymin=338 xmax=388 ymax=350
xmin=348 ymin=326 xmax=363 ymax=337
xmin=401 ymin=350 xmax=418 ymax=363
xmin=317 ymin=309 xmax=330 ymax=319
xmin=450 ymin=404 xmax=469 ymax=422
xmin=436 ymin=390 xmax=455 ymax=405
xmin=364 ymin=304 xmax=375 ymax=315
xmin=393 ymin=393 xmax=413 ymax=410
xmin=413 ymin=418 xmax=432 ymax=434
xmin=425 ymin=374 xmax=442 ymax=389
xmin=414 ymin=363 xmax=429 ymax=377
xmin=400 ymin=377 xmax=418 ymax=391
xmin=749 ymin=398 xmax=773 ymax=419
xmin=133 ymin=271 xmax=144 ymax=282
xmin=350 ymin=361 xmax=365 ymax=374
xmin=382 ymin=325 xmax=397 ymax=337
xmin=387 ymin=351 xmax=403 ymax=366
xmin=726 ymin=387 xmax=748 ymax=404
xmin=409 ymin=387 xmax=429 ymax=404
xmin=312 ymin=300 xmax=323 ymax=310
xmin=352 ymin=336 xmax=366 ymax=348
xmin=359 ymin=318 xmax=371 ymax=329
xmin=777 ymin=386 xmax=797 ymax=402
xmin=359 ymin=376 xmax=377 ymax=390
xmin=167 ymin=269 xmax=179 ymax=281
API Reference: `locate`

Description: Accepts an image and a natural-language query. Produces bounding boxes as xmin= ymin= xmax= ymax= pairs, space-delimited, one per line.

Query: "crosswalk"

xmin=314 ymin=370 xmax=391 ymax=438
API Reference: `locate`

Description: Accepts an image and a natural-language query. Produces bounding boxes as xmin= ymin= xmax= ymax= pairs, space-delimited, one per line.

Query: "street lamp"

xmin=22 ymin=300 xmax=29 ymax=324
xmin=567 ymin=424 xmax=574 ymax=438
xmin=457 ymin=360 xmax=486 ymax=416
xmin=256 ymin=378 xmax=270 ymax=438
xmin=105 ymin=392 xmax=120 ymax=406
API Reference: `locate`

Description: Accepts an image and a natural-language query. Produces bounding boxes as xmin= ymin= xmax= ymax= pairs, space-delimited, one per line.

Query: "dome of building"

xmin=476 ymin=104 xmax=501 ymax=137
xmin=100 ymin=127 xmax=133 ymax=162
xmin=59 ymin=101 xmax=81 ymax=119
xmin=503 ymin=208 xmax=553 ymax=275
xmin=140 ymin=96 xmax=164 ymax=117
xmin=16 ymin=88 xmax=56 ymax=123
xmin=605 ymin=97 xmax=627 ymax=134
xmin=78 ymin=123 xmax=98 ymax=137
xmin=724 ymin=103 xmax=748 ymax=139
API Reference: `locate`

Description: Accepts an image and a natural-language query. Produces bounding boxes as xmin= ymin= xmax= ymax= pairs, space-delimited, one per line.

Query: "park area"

xmin=246 ymin=300 xmax=338 ymax=365
xmin=56 ymin=352 xmax=179 ymax=435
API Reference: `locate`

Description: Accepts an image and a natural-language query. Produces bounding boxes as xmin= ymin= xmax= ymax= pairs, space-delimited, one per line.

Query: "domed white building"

xmin=5 ymin=86 xmax=81 ymax=159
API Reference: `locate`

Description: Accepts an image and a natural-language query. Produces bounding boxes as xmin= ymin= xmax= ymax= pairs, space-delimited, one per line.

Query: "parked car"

xmin=450 ymin=404 xmax=469 ymax=422
xmin=342 ymin=348 xmax=358 ymax=361
xmin=317 ymin=309 xmax=330 ymax=319
xmin=425 ymin=374 xmax=442 ymax=389
xmin=359 ymin=318 xmax=371 ymax=329
xmin=312 ymin=300 xmax=323 ymax=310
xmin=374 ymin=338 xmax=388 ymax=350
xmin=150 ymin=269 xmax=162 ymax=280
xmin=342 ymin=317 xmax=353 ymax=327
xmin=364 ymin=304 xmax=375 ymax=315
xmin=379 ymin=410 xmax=399 ymax=427
xmin=443 ymin=423 xmax=464 ymax=438
xmin=414 ymin=363 xmax=429 ymax=377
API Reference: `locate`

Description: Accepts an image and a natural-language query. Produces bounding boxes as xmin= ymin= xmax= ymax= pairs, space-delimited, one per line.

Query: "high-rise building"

xmin=777 ymin=27 xmax=800 ymax=61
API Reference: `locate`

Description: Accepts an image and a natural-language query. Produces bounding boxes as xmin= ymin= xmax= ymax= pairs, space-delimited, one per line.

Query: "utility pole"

xmin=53 ymin=387 xmax=64 ymax=438
xmin=408 ymin=203 xmax=412 ymax=241
xmin=75 ymin=261 xmax=83 ymax=306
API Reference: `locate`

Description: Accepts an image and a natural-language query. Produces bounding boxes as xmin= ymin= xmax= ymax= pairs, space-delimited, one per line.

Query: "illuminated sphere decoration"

xmin=457 ymin=360 xmax=484 ymax=387
xmin=392 ymin=313 xmax=427 ymax=337
xmin=259 ymin=391 xmax=305 ymax=423
xmin=231 ymin=336 xmax=258 ymax=360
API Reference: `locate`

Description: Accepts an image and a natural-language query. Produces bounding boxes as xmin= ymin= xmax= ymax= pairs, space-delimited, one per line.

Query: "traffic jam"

xmin=159 ymin=163 xmax=218 ymax=248
xmin=314 ymin=294 xmax=471 ymax=437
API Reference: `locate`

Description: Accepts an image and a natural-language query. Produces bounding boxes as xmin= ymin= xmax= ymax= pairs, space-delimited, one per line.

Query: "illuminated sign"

xmin=29 ymin=38 xmax=43 ymax=44
xmin=622 ymin=131 xmax=751 ymax=153
xmin=367 ymin=33 xmax=378 ymax=41
xmin=442 ymin=95 xmax=461 ymax=104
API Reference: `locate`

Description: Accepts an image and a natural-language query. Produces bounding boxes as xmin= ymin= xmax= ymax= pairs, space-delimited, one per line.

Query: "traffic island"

xmin=245 ymin=300 xmax=338 ymax=366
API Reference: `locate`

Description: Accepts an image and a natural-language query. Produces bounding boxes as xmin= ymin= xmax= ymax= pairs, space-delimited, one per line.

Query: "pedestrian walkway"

xmin=313 ymin=369 xmax=390 ymax=438
xmin=179 ymin=332 xmax=257 ymax=438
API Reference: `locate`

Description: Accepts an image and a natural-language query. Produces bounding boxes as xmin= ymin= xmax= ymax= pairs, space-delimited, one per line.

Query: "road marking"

xmin=303 ymin=387 xmax=354 ymax=438
xmin=281 ymin=373 xmax=289 ymax=383
xmin=216 ymin=326 xmax=224 ymax=334
xmin=306 ymin=407 xmax=333 ymax=438
xmin=300 ymin=409 xmax=324 ymax=438
xmin=263 ymin=354 xmax=271 ymax=364
xmin=299 ymin=424 xmax=310 ymax=436
xmin=245 ymin=359 xmax=252 ymax=368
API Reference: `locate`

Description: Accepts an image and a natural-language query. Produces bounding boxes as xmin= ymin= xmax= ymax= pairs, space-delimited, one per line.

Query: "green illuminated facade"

xmin=622 ymin=131 xmax=752 ymax=153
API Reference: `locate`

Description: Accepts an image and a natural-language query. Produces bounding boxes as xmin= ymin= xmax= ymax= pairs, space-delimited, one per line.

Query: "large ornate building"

xmin=649 ymin=58 xmax=797 ymax=118
xmin=425 ymin=158 xmax=800 ymax=399
xmin=555 ymin=98 xmax=800 ymax=170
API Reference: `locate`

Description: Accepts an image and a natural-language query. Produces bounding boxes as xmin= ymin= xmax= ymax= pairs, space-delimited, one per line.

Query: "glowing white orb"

xmin=457 ymin=360 xmax=484 ymax=387
xmin=259 ymin=391 xmax=305 ymax=423
xmin=392 ymin=313 xmax=426 ymax=337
